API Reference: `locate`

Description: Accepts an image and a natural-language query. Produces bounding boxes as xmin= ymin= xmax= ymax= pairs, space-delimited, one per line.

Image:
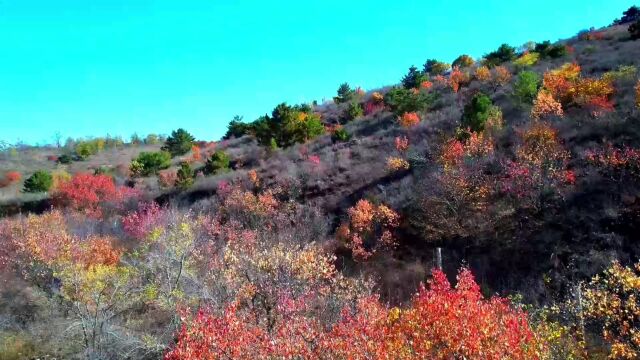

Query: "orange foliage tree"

xmin=398 ymin=111 xmax=421 ymax=127
xmin=531 ymin=90 xmax=564 ymax=120
xmin=474 ymin=65 xmax=491 ymax=82
xmin=337 ymin=199 xmax=399 ymax=261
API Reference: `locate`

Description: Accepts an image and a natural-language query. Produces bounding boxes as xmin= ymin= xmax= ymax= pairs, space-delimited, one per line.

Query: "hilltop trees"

xmin=334 ymin=82 xmax=356 ymax=104
xmin=423 ymin=59 xmax=451 ymax=76
xmin=452 ymin=54 xmax=474 ymax=68
xmin=162 ymin=128 xmax=195 ymax=157
xmin=253 ymin=103 xmax=324 ymax=148
xmin=401 ymin=65 xmax=427 ymax=89
xmin=223 ymin=115 xmax=251 ymax=139
xmin=483 ymin=43 xmax=517 ymax=67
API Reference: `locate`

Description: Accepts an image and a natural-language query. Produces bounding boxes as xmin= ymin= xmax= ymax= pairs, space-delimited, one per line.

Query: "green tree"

xmin=176 ymin=162 xmax=195 ymax=189
xmin=614 ymin=5 xmax=640 ymax=25
xmin=334 ymin=83 xmax=355 ymax=104
xmin=144 ymin=134 xmax=160 ymax=145
xmin=452 ymin=55 xmax=474 ymax=68
xmin=483 ymin=44 xmax=517 ymax=67
xmin=384 ymin=87 xmax=436 ymax=116
xmin=162 ymin=128 xmax=195 ymax=157
xmin=534 ymin=41 xmax=567 ymax=59
xmin=401 ymin=66 xmax=427 ymax=89
xmin=630 ymin=20 xmax=640 ymax=40
xmin=513 ymin=71 xmax=541 ymax=104
xmin=23 ymin=170 xmax=53 ymax=193
xmin=223 ymin=116 xmax=252 ymax=140
xmin=461 ymin=93 xmax=494 ymax=132
xmin=203 ymin=150 xmax=231 ymax=175
xmin=133 ymin=151 xmax=172 ymax=176
xmin=344 ymin=102 xmax=364 ymax=121
xmin=252 ymin=103 xmax=324 ymax=148
xmin=130 ymin=133 xmax=142 ymax=146
xmin=423 ymin=59 xmax=451 ymax=76
xmin=331 ymin=128 xmax=351 ymax=143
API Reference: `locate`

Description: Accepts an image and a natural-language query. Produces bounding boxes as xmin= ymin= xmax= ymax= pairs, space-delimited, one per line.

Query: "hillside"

xmin=2 ymin=6 xmax=640 ymax=359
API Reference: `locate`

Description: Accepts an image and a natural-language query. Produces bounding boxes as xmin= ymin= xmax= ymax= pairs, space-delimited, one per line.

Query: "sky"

xmin=0 ymin=0 xmax=636 ymax=145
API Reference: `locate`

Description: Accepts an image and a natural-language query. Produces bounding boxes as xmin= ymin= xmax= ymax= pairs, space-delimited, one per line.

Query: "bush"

xmin=461 ymin=93 xmax=495 ymax=132
xmin=334 ymin=83 xmax=355 ymax=104
xmin=423 ymin=59 xmax=451 ymax=76
xmin=162 ymin=128 xmax=196 ymax=157
xmin=176 ymin=162 xmax=195 ymax=189
xmin=513 ymin=71 xmax=541 ymax=104
xmin=384 ymin=87 xmax=435 ymax=116
xmin=331 ymin=127 xmax=351 ymax=143
xmin=398 ymin=112 xmax=421 ymax=128
xmin=483 ymin=44 xmax=516 ymax=67
xmin=23 ymin=170 xmax=53 ymax=193
xmin=534 ymin=41 xmax=567 ymax=59
xmin=452 ymin=54 xmax=474 ymax=68
xmin=344 ymin=102 xmax=364 ymax=121
xmin=630 ymin=20 xmax=640 ymax=40
xmin=513 ymin=52 xmax=540 ymax=68
xmin=133 ymin=151 xmax=172 ymax=176
xmin=57 ymin=154 xmax=73 ymax=164
xmin=204 ymin=150 xmax=231 ymax=175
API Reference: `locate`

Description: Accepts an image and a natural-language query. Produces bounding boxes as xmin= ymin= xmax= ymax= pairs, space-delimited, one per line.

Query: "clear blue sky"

xmin=0 ymin=0 xmax=635 ymax=145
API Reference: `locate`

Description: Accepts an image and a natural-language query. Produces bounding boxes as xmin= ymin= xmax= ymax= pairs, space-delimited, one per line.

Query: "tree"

xmin=223 ymin=115 xmax=251 ymax=140
xmin=144 ymin=133 xmax=161 ymax=145
xmin=162 ymin=128 xmax=195 ymax=157
xmin=614 ymin=5 xmax=640 ymax=25
xmin=176 ymin=162 xmax=195 ymax=189
xmin=423 ymin=59 xmax=451 ymax=76
xmin=452 ymin=54 xmax=474 ymax=68
xmin=203 ymin=150 xmax=230 ymax=175
xmin=384 ymin=87 xmax=435 ymax=116
xmin=535 ymin=41 xmax=567 ymax=59
xmin=130 ymin=133 xmax=142 ymax=146
xmin=334 ymin=83 xmax=355 ymax=104
xmin=23 ymin=170 xmax=53 ymax=193
xmin=483 ymin=43 xmax=516 ymax=67
xmin=132 ymin=151 xmax=172 ymax=176
xmin=344 ymin=101 xmax=364 ymax=121
xmin=630 ymin=19 xmax=640 ymax=40
xmin=53 ymin=173 xmax=137 ymax=217
xmin=401 ymin=65 xmax=426 ymax=89
xmin=513 ymin=71 xmax=541 ymax=104
xmin=461 ymin=93 xmax=495 ymax=132
xmin=252 ymin=103 xmax=324 ymax=148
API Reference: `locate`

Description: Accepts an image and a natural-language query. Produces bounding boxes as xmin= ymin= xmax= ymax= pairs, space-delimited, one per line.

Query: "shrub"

xmin=5 ymin=171 xmax=21 ymax=184
xmin=371 ymin=91 xmax=384 ymax=103
xmin=492 ymin=66 xmax=512 ymax=88
xmin=452 ymin=54 xmax=474 ymax=68
xmin=133 ymin=151 xmax=171 ymax=176
xmin=395 ymin=136 xmax=409 ymax=152
xmin=450 ymin=66 xmax=470 ymax=93
xmin=204 ymin=150 xmax=231 ymax=175
xmin=384 ymin=87 xmax=435 ymax=116
xmin=513 ymin=71 xmax=541 ymax=104
xmin=474 ymin=66 xmax=491 ymax=82
xmin=53 ymin=173 xmax=137 ymax=217
xmin=398 ymin=112 xmax=421 ymax=128
xmin=23 ymin=170 xmax=53 ymax=193
xmin=585 ymin=261 xmax=640 ymax=359
xmin=603 ymin=65 xmax=638 ymax=83
xmin=461 ymin=93 xmax=495 ymax=132
xmin=337 ymin=199 xmax=399 ymax=261
xmin=57 ymin=154 xmax=73 ymax=164
xmin=51 ymin=170 xmax=72 ymax=190
xmin=334 ymin=83 xmax=356 ymax=104
xmin=157 ymin=169 xmax=178 ymax=188
xmin=386 ymin=157 xmax=410 ymax=172
xmin=513 ymin=52 xmax=539 ymax=68
xmin=162 ymin=128 xmax=196 ymax=157
xmin=176 ymin=162 xmax=195 ymax=189
xmin=344 ymin=101 xmax=364 ymax=121
xmin=423 ymin=59 xmax=451 ymax=76
xmin=331 ymin=127 xmax=351 ymax=143
xmin=636 ymin=80 xmax=640 ymax=108
xmin=531 ymin=90 xmax=564 ymax=120
xmin=483 ymin=43 xmax=516 ymax=67
xmin=144 ymin=133 xmax=161 ymax=144
xmin=630 ymin=19 xmax=640 ymax=40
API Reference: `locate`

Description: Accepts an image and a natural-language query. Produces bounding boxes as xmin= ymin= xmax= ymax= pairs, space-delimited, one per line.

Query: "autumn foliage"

xmin=337 ymin=199 xmax=399 ymax=261
xmin=165 ymin=268 xmax=542 ymax=360
xmin=53 ymin=173 xmax=138 ymax=217
xmin=531 ymin=90 xmax=564 ymax=120
xmin=398 ymin=111 xmax=421 ymax=127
